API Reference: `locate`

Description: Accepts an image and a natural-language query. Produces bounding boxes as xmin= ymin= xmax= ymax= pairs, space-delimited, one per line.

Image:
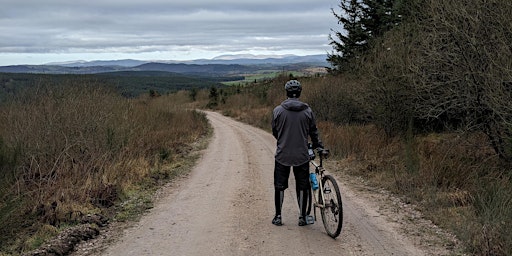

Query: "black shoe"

xmin=298 ymin=216 xmax=307 ymax=226
xmin=272 ymin=215 xmax=283 ymax=226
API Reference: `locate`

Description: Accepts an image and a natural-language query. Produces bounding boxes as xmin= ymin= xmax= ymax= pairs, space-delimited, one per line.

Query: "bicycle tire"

xmin=320 ymin=174 xmax=343 ymax=238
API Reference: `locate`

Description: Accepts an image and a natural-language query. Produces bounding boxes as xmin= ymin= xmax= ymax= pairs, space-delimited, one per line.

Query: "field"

xmin=222 ymin=69 xmax=324 ymax=86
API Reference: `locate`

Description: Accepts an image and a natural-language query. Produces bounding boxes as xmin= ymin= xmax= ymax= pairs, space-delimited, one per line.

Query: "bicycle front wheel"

xmin=320 ymin=174 xmax=343 ymax=238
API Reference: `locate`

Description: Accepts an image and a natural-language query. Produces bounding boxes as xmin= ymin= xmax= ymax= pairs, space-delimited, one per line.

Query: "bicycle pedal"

xmin=306 ymin=215 xmax=314 ymax=225
xmin=324 ymin=187 xmax=332 ymax=194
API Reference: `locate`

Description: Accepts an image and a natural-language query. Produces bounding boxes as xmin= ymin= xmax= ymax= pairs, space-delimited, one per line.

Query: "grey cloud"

xmin=0 ymin=0 xmax=339 ymax=59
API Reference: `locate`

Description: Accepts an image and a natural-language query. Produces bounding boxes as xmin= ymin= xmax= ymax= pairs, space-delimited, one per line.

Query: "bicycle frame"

xmin=309 ymin=153 xmax=328 ymax=220
xmin=307 ymin=146 xmax=343 ymax=238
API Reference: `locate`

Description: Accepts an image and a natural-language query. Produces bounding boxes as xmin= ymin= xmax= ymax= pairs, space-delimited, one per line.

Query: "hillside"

xmin=46 ymin=54 xmax=328 ymax=67
xmin=132 ymin=63 xmax=254 ymax=76
xmin=0 ymin=71 xmax=232 ymax=99
xmin=0 ymin=55 xmax=329 ymax=76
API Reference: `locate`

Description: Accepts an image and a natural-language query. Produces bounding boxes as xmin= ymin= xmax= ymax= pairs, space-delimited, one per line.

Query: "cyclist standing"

xmin=271 ymin=79 xmax=323 ymax=226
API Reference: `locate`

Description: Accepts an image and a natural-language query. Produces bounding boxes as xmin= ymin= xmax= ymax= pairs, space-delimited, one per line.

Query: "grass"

xmin=213 ymin=74 xmax=512 ymax=256
xmin=2 ymin=71 xmax=510 ymax=255
xmin=0 ymin=83 xmax=210 ymax=254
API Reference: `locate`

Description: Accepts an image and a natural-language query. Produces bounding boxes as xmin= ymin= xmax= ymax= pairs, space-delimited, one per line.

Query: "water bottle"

xmin=310 ymin=173 xmax=319 ymax=190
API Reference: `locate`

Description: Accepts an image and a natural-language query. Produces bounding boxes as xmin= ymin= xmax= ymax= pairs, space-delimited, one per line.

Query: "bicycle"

xmin=305 ymin=144 xmax=343 ymax=238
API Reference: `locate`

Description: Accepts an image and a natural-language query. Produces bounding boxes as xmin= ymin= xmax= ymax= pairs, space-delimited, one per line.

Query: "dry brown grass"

xmin=320 ymin=124 xmax=511 ymax=255
xmin=0 ymin=83 xmax=208 ymax=254
xmin=214 ymin=75 xmax=512 ymax=255
xmin=221 ymin=93 xmax=273 ymax=130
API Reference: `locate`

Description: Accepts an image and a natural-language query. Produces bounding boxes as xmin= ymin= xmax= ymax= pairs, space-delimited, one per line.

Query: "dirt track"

xmin=84 ymin=111 xmax=458 ymax=256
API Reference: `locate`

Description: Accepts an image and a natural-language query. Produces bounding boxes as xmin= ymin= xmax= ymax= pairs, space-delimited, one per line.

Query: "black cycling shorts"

xmin=274 ymin=160 xmax=310 ymax=191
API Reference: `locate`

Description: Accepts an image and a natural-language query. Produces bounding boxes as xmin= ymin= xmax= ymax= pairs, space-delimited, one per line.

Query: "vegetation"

xmin=215 ymin=0 xmax=512 ymax=255
xmin=0 ymin=81 xmax=209 ymax=254
xmin=1 ymin=1 xmax=511 ymax=255
xmin=0 ymin=71 xmax=226 ymax=99
xmin=217 ymin=72 xmax=510 ymax=255
xmin=221 ymin=71 xmax=297 ymax=86
xmin=328 ymin=0 xmax=400 ymax=73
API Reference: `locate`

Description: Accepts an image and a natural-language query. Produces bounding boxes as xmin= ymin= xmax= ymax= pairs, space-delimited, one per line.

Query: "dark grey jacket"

xmin=272 ymin=98 xmax=323 ymax=166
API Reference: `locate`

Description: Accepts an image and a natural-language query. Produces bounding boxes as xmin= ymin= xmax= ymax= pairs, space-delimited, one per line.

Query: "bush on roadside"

xmin=215 ymin=72 xmax=512 ymax=255
xmin=0 ymin=81 xmax=208 ymax=254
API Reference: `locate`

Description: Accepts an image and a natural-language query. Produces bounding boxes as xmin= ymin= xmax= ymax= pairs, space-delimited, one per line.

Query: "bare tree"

xmin=411 ymin=0 xmax=512 ymax=160
xmin=355 ymin=0 xmax=512 ymax=160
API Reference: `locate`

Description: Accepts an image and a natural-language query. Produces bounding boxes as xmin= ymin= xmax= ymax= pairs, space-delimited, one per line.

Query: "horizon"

xmin=0 ymin=53 xmax=329 ymax=67
xmin=1 ymin=0 xmax=339 ymax=66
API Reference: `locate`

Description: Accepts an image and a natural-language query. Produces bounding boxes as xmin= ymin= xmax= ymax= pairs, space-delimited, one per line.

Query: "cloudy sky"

xmin=0 ymin=0 xmax=341 ymax=65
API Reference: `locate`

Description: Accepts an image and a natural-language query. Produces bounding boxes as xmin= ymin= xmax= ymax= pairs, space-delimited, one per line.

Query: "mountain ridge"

xmin=44 ymin=54 xmax=328 ymax=67
xmin=0 ymin=54 xmax=329 ymax=75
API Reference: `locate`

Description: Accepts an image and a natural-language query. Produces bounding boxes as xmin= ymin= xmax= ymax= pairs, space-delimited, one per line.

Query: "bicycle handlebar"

xmin=317 ymin=148 xmax=330 ymax=159
xmin=308 ymin=142 xmax=330 ymax=160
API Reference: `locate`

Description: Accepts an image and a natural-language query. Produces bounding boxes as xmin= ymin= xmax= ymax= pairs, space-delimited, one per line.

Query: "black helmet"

xmin=285 ymin=80 xmax=302 ymax=98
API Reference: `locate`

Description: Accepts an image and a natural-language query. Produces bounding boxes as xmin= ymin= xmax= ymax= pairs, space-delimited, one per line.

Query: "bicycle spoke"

xmin=320 ymin=175 xmax=343 ymax=238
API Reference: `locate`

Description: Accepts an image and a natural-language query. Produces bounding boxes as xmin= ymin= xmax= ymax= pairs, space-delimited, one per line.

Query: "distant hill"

xmin=0 ymin=65 xmax=123 ymax=74
xmin=132 ymin=63 xmax=255 ymax=75
xmin=187 ymin=54 xmax=328 ymax=65
xmin=48 ymin=59 xmax=148 ymax=67
xmin=0 ymin=71 xmax=234 ymax=99
xmin=46 ymin=54 xmax=328 ymax=67
xmin=0 ymin=54 xmax=329 ymax=75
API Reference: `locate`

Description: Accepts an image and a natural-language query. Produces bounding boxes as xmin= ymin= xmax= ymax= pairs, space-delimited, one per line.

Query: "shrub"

xmin=0 ymin=82 xmax=208 ymax=253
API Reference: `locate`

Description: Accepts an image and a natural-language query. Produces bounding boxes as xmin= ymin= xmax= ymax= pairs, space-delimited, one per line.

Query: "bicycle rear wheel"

xmin=320 ymin=174 xmax=343 ymax=238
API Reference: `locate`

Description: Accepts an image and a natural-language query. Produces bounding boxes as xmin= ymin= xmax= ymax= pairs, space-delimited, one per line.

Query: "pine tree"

xmin=327 ymin=0 xmax=367 ymax=73
xmin=328 ymin=0 xmax=400 ymax=73
xmin=361 ymin=0 xmax=398 ymax=38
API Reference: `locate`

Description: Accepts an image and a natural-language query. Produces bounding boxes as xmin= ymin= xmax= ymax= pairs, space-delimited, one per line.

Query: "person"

xmin=271 ymin=79 xmax=323 ymax=226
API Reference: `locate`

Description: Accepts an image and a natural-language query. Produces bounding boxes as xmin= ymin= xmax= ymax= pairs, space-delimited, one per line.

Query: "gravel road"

xmin=88 ymin=111 xmax=458 ymax=256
